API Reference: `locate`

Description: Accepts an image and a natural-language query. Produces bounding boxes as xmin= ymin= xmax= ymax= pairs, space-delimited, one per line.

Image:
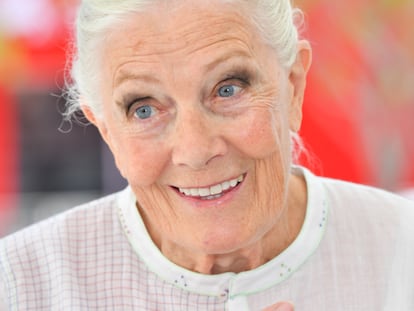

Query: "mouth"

xmin=173 ymin=174 xmax=245 ymax=201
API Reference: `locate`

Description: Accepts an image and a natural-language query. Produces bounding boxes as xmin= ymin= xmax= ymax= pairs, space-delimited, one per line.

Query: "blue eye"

xmin=217 ymin=85 xmax=241 ymax=98
xmin=134 ymin=105 xmax=154 ymax=119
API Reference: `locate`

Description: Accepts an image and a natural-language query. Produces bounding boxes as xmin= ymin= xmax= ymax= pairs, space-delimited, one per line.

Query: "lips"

xmin=176 ymin=175 xmax=244 ymax=200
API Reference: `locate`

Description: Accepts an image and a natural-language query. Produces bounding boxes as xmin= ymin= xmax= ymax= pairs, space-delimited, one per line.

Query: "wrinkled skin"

xmin=83 ymin=0 xmax=311 ymax=274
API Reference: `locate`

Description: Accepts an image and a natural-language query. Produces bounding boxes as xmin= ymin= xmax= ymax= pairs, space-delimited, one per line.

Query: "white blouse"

xmin=1 ymin=167 xmax=413 ymax=310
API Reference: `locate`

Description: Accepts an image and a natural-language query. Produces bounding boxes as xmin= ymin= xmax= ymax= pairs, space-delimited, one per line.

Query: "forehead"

xmin=104 ymin=1 xmax=264 ymax=68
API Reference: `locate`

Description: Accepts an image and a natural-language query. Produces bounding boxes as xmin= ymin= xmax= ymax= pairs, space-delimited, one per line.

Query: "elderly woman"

xmin=1 ymin=0 xmax=414 ymax=310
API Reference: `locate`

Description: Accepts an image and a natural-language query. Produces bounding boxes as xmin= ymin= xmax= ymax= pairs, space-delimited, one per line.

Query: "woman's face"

xmin=88 ymin=1 xmax=310 ymax=262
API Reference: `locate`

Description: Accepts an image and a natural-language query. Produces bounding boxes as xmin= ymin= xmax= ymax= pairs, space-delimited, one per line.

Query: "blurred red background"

xmin=1 ymin=0 xmax=414 ymax=234
xmin=299 ymin=0 xmax=414 ymax=190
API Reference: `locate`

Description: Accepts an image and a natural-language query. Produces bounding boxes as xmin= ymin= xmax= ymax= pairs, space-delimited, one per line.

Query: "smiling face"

xmin=84 ymin=0 xmax=311 ymax=271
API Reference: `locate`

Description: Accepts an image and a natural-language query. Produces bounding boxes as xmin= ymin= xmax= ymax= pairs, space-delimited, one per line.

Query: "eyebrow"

xmin=202 ymin=50 xmax=253 ymax=73
xmin=114 ymin=71 xmax=160 ymax=88
xmin=113 ymin=50 xmax=253 ymax=88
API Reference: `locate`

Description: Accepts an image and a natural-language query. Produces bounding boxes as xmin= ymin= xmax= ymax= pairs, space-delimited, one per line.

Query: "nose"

xmin=171 ymin=108 xmax=227 ymax=170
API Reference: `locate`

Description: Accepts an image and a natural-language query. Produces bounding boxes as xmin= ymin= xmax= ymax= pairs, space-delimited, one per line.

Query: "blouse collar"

xmin=117 ymin=166 xmax=328 ymax=298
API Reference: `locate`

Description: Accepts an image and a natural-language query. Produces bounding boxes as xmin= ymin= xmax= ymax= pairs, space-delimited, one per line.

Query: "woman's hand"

xmin=262 ymin=301 xmax=294 ymax=311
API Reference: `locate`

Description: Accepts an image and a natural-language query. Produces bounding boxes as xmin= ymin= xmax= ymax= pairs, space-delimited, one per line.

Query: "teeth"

xmin=222 ymin=181 xmax=230 ymax=191
xmin=210 ymin=184 xmax=222 ymax=195
xmin=178 ymin=175 xmax=244 ymax=198
xmin=181 ymin=189 xmax=192 ymax=196
xmin=199 ymin=188 xmax=210 ymax=197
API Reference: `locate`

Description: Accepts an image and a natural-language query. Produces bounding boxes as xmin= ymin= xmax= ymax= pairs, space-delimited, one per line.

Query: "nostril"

xmin=171 ymin=140 xmax=227 ymax=169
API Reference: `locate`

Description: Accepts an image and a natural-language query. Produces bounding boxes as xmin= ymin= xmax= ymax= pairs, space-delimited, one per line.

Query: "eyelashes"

xmin=123 ymin=95 xmax=150 ymax=112
xmin=212 ymin=71 xmax=252 ymax=105
xmin=119 ymin=68 xmax=255 ymax=118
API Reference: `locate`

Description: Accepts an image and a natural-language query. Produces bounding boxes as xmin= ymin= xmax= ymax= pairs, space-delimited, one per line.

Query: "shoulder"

xmin=2 ymin=190 xmax=118 ymax=244
xmin=320 ymin=175 xmax=414 ymax=210
xmin=0 ymin=187 xmax=149 ymax=309
xmin=0 ymin=189 xmax=134 ymax=308
xmin=314 ymin=174 xmax=414 ymax=248
xmin=0 ymin=189 xmax=128 ymax=273
xmin=301 ymin=166 xmax=414 ymax=237
xmin=301 ymin=165 xmax=414 ymax=216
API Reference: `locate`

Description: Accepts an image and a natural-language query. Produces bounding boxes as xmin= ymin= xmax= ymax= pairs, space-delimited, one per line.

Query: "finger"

xmin=262 ymin=301 xmax=294 ymax=311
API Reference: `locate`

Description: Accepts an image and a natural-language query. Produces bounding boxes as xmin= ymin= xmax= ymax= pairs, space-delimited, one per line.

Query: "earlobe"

xmin=81 ymin=105 xmax=98 ymax=126
xmin=80 ymin=105 xmax=127 ymax=179
xmin=80 ymin=105 xmax=110 ymax=145
xmin=288 ymin=40 xmax=312 ymax=132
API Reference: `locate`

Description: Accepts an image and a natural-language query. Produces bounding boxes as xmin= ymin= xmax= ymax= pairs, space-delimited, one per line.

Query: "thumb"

xmin=262 ymin=301 xmax=294 ymax=311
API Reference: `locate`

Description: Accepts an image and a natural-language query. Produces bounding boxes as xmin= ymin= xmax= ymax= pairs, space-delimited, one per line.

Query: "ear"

xmin=81 ymin=105 xmax=128 ymax=179
xmin=288 ymin=40 xmax=312 ymax=132
xmin=81 ymin=105 xmax=111 ymax=146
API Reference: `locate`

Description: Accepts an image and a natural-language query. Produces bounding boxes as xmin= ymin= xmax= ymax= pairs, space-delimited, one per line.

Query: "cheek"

xmin=101 ymin=105 xmax=170 ymax=186
xmin=230 ymin=109 xmax=285 ymax=159
xmin=109 ymin=133 xmax=169 ymax=187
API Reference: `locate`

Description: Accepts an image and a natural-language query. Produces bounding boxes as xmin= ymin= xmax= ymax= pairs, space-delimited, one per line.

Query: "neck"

xmin=160 ymin=227 xmax=294 ymax=274
xmin=171 ymin=247 xmax=265 ymax=274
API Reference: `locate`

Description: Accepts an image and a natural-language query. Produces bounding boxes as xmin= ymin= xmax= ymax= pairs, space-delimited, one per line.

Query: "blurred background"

xmin=0 ymin=0 xmax=413 ymax=237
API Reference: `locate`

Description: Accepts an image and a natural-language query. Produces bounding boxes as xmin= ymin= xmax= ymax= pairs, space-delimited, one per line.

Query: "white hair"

xmin=64 ymin=0 xmax=307 ymax=162
xmin=64 ymin=0 xmax=304 ymax=120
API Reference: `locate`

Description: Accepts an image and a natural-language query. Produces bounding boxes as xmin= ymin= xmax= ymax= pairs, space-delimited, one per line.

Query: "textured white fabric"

xmin=1 ymin=167 xmax=413 ymax=311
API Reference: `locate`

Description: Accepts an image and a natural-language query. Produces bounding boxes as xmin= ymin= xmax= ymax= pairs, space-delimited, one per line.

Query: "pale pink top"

xmin=1 ymin=167 xmax=413 ymax=310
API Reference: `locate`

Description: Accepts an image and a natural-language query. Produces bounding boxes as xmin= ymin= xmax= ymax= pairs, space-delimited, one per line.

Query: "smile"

xmin=177 ymin=175 xmax=244 ymax=200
